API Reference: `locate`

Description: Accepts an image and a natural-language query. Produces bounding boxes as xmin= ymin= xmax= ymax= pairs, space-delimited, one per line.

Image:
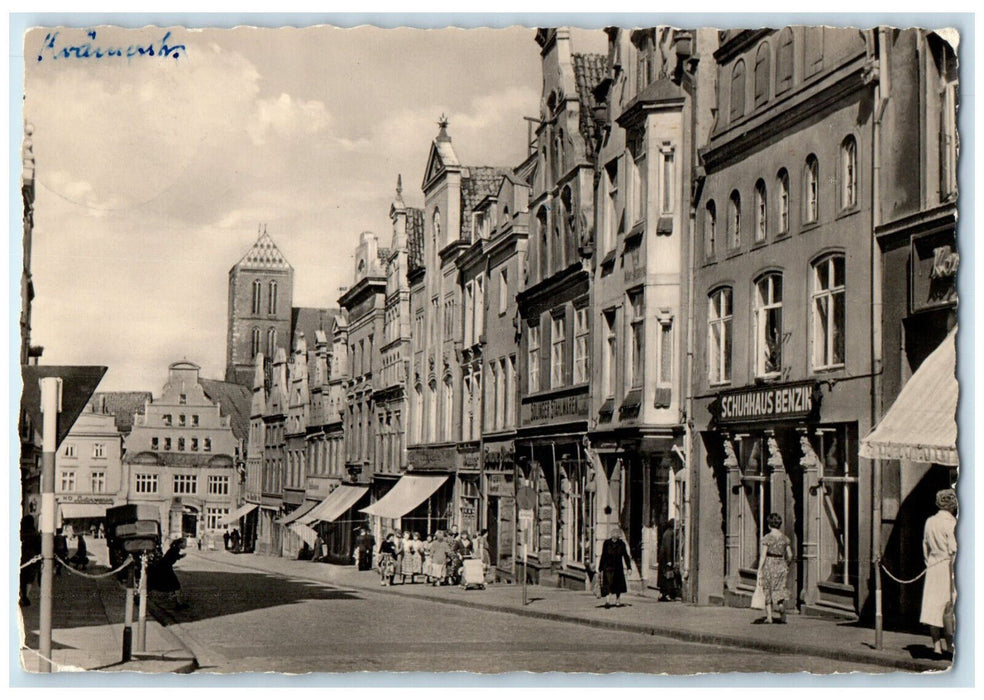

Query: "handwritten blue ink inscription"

xmin=37 ymin=30 xmax=186 ymax=62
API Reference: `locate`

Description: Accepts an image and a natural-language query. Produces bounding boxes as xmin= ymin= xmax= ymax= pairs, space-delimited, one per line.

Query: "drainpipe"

xmin=869 ymin=26 xmax=890 ymax=649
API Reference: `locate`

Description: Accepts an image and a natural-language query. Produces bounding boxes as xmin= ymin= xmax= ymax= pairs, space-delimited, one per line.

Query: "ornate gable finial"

xmin=436 ymin=114 xmax=451 ymax=142
xmin=438 ymin=114 xmax=449 ymax=130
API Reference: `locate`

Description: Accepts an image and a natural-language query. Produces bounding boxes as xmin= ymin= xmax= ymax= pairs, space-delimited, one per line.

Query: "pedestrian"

xmin=598 ymin=527 xmax=632 ymax=608
xmin=377 ymin=533 xmax=398 ymax=585
xmin=658 ymin=519 xmax=681 ymax=601
xmin=400 ymin=531 xmax=416 ymax=583
xmin=149 ymin=538 xmax=188 ymax=609
xmin=230 ymin=528 xmax=241 ymax=552
xmin=223 ymin=530 xmax=231 ymax=550
xmin=408 ymin=532 xmax=424 ymax=582
xmin=19 ymin=515 xmax=41 ymax=606
xmin=756 ymin=512 xmax=793 ymax=624
xmin=920 ymin=488 xmax=957 ymax=656
xmin=476 ymin=528 xmax=492 ymax=582
xmin=422 ymin=533 xmax=434 ymax=583
xmin=312 ymin=532 xmax=326 ymax=562
xmin=53 ymin=527 xmax=70 ymax=576
xmin=98 ymin=522 xmax=105 ymax=539
xmin=429 ymin=531 xmax=450 ymax=586
xmin=70 ymin=533 xmax=89 ymax=570
xmin=355 ymin=528 xmax=375 ymax=570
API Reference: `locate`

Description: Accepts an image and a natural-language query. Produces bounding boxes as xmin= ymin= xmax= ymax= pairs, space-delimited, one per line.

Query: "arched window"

xmin=251 ymin=327 xmax=261 ymax=358
xmin=812 ymin=255 xmax=846 ymax=369
xmin=776 ymin=169 xmax=790 ymax=234
xmin=704 ymin=201 xmax=717 ymax=259
xmin=776 ymin=28 xmax=794 ymax=94
xmin=537 ymin=208 xmax=549 ymax=280
xmin=251 ymin=279 xmax=262 ymax=314
xmin=267 ymin=327 xmax=277 ymax=358
xmin=432 ymin=209 xmax=442 ymax=250
xmin=754 ymin=180 xmax=768 ymax=242
xmin=708 ymin=287 xmax=733 ymax=385
xmin=730 ymin=59 xmax=746 ymax=122
xmin=804 ymin=155 xmax=820 ymax=223
xmin=268 ymin=280 xmax=277 ymax=314
xmin=841 ymin=136 xmax=858 ymax=209
xmin=754 ymin=273 xmax=783 ymax=377
xmin=754 ymin=42 xmax=771 ymax=108
xmin=728 ymin=190 xmax=742 ymax=249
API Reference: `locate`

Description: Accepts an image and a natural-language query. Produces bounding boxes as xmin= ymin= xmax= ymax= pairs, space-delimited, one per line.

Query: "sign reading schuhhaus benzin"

xmin=712 ymin=380 xmax=820 ymax=425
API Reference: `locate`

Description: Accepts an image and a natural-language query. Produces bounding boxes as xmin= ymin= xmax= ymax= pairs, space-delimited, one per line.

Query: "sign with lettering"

xmin=712 ymin=380 xmax=819 ymax=425
xmin=58 ymin=496 xmax=115 ymax=505
xmin=911 ymin=229 xmax=958 ymax=313
xmin=521 ymin=390 xmax=589 ymax=427
xmin=487 ymin=473 xmax=513 ymax=497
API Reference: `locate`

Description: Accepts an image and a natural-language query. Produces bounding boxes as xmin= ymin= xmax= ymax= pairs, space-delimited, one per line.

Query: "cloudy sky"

xmin=23 ymin=24 xmax=607 ymax=391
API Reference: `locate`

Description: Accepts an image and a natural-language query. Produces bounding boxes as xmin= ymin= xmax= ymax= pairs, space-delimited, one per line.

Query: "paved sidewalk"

xmin=17 ymin=539 xmax=196 ymax=675
xmin=188 ymin=549 xmax=952 ymax=674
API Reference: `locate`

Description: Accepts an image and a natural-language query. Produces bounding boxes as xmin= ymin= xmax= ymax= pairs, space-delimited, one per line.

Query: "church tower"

xmin=225 ymin=226 xmax=294 ymax=386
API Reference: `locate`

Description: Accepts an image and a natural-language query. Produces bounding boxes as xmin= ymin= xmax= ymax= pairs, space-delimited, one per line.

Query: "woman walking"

xmin=377 ymin=533 xmax=398 ymax=586
xmin=429 ymin=531 xmax=450 ymax=586
xmin=400 ymin=531 xmax=416 ymax=583
xmin=756 ymin=513 xmax=793 ymax=624
xmin=920 ymin=488 xmax=957 ymax=656
xmin=149 ymin=538 xmax=188 ymax=609
xmin=598 ymin=527 xmax=632 ymax=608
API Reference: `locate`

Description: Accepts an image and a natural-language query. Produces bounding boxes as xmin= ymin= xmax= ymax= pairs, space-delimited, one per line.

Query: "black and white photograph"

xmin=13 ymin=16 xmax=965 ymax=679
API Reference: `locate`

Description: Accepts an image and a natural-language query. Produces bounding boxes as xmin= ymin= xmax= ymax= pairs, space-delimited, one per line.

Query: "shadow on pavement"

xmin=157 ymin=569 xmax=364 ymax=625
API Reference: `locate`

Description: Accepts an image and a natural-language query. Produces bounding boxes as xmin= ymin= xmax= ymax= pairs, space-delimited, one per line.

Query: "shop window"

xmin=573 ymin=306 xmax=590 ymax=384
xmin=754 ymin=179 xmax=768 ymax=242
xmin=730 ymin=59 xmax=746 ymax=122
xmin=804 ymin=155 xmax=819 ymax=224
xmin=708 ymin=287 xmax=733 ymax=385
xmin=560 ymin=457 xmax=592 ymax=566
xmin=811 ymin=255 xmax=846 ymax=369
xmin=776 ymin=28 xmax=794 ymax=94
xmin=704 ymin=200 xmax=717 ymax=259
xmin=737 ymin=436 xmax=771 ymax=572
xmin=840 ymin=136 xmax=858 ymax=210
xmin=527 ymin=324 xmax=541 ymax=393
xmin=754 ymin=273 xmax=783 ymax=378
xmin=754 ymin=42 xmax=771 ymax=107
xmin=776 ymin=169 xmax=790 ymax=234
xmin=812 ymin=427 xmax=859 ymax=587
xmin=728 ymin=191 xmax=742 ymax=249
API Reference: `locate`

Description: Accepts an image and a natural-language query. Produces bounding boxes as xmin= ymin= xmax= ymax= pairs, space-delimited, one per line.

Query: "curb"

xmin=204 ymin=554 xmax=950 ymax=674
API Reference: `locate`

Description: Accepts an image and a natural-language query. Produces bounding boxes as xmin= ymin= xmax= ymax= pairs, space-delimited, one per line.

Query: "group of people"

xmin=376 ymin=526 xmax=490 ymax=587
xmin=222 ymin=528 xmax=242 ymax=552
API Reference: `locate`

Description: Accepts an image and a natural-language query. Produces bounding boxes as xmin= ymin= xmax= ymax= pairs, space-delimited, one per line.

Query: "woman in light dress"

xmin=757 ymin=512 xmax=793 ymax=624
xmin=400 ymin=531 xmax=419 ymax=583
xmin=920 ymin=488 xmax=957 ymax=656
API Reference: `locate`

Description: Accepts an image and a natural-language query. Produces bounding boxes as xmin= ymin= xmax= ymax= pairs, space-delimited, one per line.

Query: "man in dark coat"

xmin=658 ymin=519 xmax=681 ymax=601
xmin=149 ymin=538 xmax=188 ymax=608
xmin=19 ymin=515 xmax=41 ymax=606
xmin=598 ymin=527 xmax=632 ymax=608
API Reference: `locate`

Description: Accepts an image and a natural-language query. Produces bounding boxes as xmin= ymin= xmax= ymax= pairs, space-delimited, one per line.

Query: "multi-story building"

xmin=55 ymin=403 xmax=124 ymax=531
xmin=391 ymin=121 xmax=506 ymax=537
xmin=257 ymin=347 xmax=289 ymax=554
xmin=478 ymin=169 xmax=531 ymax=580
xmin=691 ymin=27 xmax=883 ymax=618
xmin=225 ymin=227 xmax=295 ymax=386
xmin=585 ymin=28 xmax=717 ymax=594
xmin=122 ymin=361 xmax=241 ymax=540
xmin=514 ymin=29 xmax=605 ymax=588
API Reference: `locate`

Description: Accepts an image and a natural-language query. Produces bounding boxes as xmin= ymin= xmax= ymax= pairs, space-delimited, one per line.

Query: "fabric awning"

xmin=360 ymin=475 xmax=448 ymax=519
xmin=290 ymin=522 xmax=319 ymax=547
xmin=860 ymin=326 xmax=959 ymax=465
xmin=276 ymin=500 xmax=318 ymax=525
xmin=304 ymin=486 xmax=369 ymax=524
xmin=58 ymin=503 xmax=109 ymax=519
xmin=218 ymin=503 xmax=258 ymax=526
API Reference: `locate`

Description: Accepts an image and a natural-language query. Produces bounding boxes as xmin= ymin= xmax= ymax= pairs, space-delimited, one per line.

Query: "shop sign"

xmin=712 ymin=380 xmax=819 ymax=425
xmin=521 ymin=390 xmax=589 ymax=426
xmin=911 ymin=229 xmax=959 ymax=313
xmin=487 ymin=473 xmax=513 ymax=497
xmin=408 ymin=446 xmax=456 ymax=471
xmin=458 ymin=449 xmax=481 ymax=471
xmin=58 ymin=495 xmax=114 ymax=505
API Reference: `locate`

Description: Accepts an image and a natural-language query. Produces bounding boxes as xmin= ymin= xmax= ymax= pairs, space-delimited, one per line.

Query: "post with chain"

xmin=38 ymin=377 xmax=63 ymax=673
xmin=122 ymin=565 xmax=135 ymax=661
xmin=136 ymin=552 xmax=149 ymax=652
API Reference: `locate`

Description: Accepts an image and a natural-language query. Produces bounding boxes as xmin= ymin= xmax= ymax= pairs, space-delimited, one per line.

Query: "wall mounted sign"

xmin=521 ymin=390 xmax=589 ymax=426
xmin=711 ymin=380 xmax=820 ymax=425
xmin=911 ymin=229 xmax=958 ymax=313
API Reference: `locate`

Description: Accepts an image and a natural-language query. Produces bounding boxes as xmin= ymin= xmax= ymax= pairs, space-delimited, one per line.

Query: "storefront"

xmin=362 ymin=473 xmax=453 ymax=537
xmin=700 ymin=380 xmax=868 ymax=617
xmin=483 ymin=443 xmax=517 ymax=579
xmin=299 ymin=484 xmax=370 ymax=563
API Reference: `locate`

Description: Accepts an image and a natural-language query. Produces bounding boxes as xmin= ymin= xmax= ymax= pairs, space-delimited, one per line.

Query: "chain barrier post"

xmin=38 ymin=377 xmax=62 ymax=673
xmin=122 ymin=564 xmax=135 ymax=661
xmin=136 ymin=553 xmax=148 ymax=652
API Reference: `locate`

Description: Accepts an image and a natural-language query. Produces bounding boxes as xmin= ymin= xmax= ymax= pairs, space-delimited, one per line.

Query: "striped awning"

xmin=360 ymin=475 xmax=448 ymax=519
xmin=218 ymin=503 xmax=257 ymax=526
xmin=303 ymin=485 xmax=368 ymax=524
xmin=860 ymin=326 xmax=958 ymax=465
xmin=276 ymin=500 xmax=318 ymax=525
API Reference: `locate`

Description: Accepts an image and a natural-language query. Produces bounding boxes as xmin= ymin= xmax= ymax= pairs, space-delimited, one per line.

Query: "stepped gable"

xmin=572 ymin=52 xmax=609 ymax=155
xmin=291 ymin=307 xmax=340 ymax=348
xmin=200 ymin=379 xmax=252 ymax=442
xmin=460 ymin=167 xmax=511 ymax=239
xmin=90 ymin=391 xmax=153 ymax=435
xmin=235 ymin=230 xmax=292 ymax=271
xmin=377 ymin=246 xmax=393 ymax=266
xmin=406 ymin=207 xmax=426 ymax=273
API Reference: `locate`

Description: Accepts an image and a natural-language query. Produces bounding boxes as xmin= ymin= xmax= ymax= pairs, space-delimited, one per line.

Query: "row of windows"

xmin=151 ymin=436 xmax=213 ymax=452
xmin=704 ymin=138 xmax=857 ymax=258
xmin=250 ymin=279 xmax=279 ymax=315
xmin=133 ymin=473 xmax=230 ymax=495
xmin=161 ymin=413 xmax=200 ymax=427
xmin=251 ymin=327 xmax=278 ymax=359
xmin=707 ymin=255 xmax=845 ymax=385
xmin=63 ymin=443 xmax=106 ymax=458
xmin=59 ymin=470 xmax=105 ymax=492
